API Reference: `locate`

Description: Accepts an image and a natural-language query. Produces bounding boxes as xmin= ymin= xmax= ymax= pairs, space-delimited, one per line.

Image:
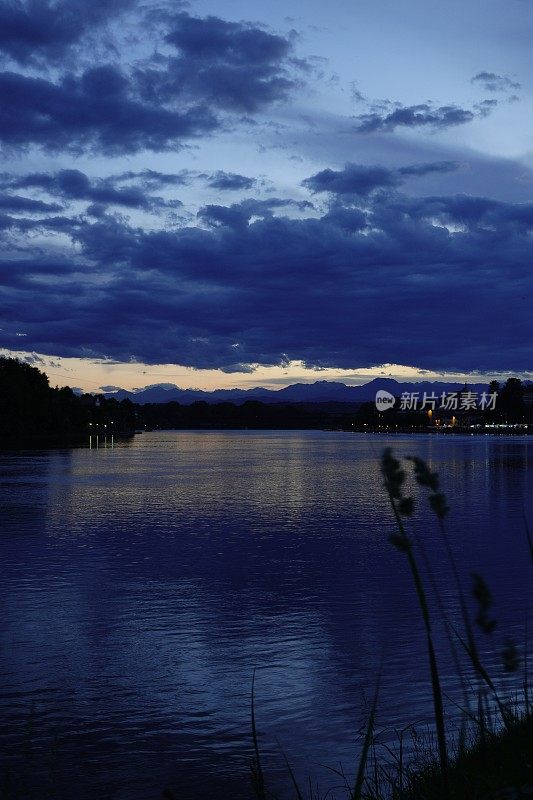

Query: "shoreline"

xmin=1 ymin=425 xmax=531 ymax=451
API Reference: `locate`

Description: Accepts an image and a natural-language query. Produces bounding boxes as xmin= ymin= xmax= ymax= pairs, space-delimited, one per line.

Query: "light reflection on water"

xmin=0 ymin=431 xmax=532 ymax=799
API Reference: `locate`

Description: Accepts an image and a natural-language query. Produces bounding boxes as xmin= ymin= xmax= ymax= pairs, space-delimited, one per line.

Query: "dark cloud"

xmin=471 ymin=71 xmax=521 ymax=93
xmin=207 ymin=172 xmax=256 ymax=190
xmin=135 ymin=12 xmax=305 ymax=113
xmin=0 ymin=209 xmax=75 ymax=233
xmin=1 ymin=185 xmax=532 ymax=372
xmin=112 ymin=169 xmax=193 ymax=190
xmin=303 ymin=161 xmax=462 ymax=197
xmin=0 ymin=0 xmax=134 ymax=64
xmin=0 ymin=11 xmax=306 ymax=154
xmin=354 ymin=103 xmax=478 ymax=133
xmin=166 ymin=12 xmax=293 ymax=64
xmin=398 ymin=160 xmax=462 ymax=177
xmin=0 ymin=66 xmax=218 ymax=154
xmin=303 ymin=164 xmax=401 ymax=196
xmin=197 ymin=203 xmax=251 ymax=229
xmin=4 ymin=169 xmax=152 ymax=209
xmin=388 ymin=193 xmax=533 ymax=231
xmin=198 ymin=197 xmax=313 ymax=228
xmin=0 ymin=169 xmax=188 ymax=219
xmin=0 ymin=192 xmax=62 ymax=212
xmin=320 ymin=203 xmax=367 ymax=232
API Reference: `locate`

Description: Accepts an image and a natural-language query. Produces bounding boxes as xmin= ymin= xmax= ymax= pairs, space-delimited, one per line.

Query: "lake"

xmin=1 ymin=431 xmax=532 ymax=799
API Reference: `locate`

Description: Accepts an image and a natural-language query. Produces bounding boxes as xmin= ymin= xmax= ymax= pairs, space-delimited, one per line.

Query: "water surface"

xmin=1 ymin=431 xmax=532 ymax=798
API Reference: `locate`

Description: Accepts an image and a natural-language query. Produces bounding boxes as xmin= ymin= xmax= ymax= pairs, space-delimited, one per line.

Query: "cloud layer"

xmin=1 ymin=159 xmax=532 ymax=372
xmin=0 ymin=2 xmax=530 ymax=375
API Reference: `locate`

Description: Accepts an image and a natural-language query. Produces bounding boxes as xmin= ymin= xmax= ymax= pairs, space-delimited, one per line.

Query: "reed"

xmin=380 ymin=448 xmax=450 ymax=798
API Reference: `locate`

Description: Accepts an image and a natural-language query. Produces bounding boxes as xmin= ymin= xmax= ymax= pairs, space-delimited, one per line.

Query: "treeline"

xmin=489 ymin=377 xmax=530 ymax=421
xmin=0 ymin=357 xmax=137 ymax=447
xmin=141 ymin=378 xmax=531 ymax=431
xmin=140 ymin=399 xmax=357 ymax=430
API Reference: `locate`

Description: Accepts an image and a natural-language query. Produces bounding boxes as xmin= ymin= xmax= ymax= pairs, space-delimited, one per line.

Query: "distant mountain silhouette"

xmin=103 ymin=377 xmax=493 ymax=405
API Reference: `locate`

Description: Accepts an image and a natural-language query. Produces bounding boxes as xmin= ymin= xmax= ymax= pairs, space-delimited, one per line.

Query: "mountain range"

xmin=102 ymin=378 xmax=494 ymax=405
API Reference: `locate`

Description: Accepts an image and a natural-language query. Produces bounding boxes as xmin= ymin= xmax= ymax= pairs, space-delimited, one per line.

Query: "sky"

xmin=0 ymin=0 xmax=532 ymax=393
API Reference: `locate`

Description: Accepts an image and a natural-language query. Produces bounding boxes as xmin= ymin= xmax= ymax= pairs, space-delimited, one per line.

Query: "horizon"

xmin=46 ymin=369 xmax=531 ymax=397
xmin=2 ymin=349 xmax=532 ymax=396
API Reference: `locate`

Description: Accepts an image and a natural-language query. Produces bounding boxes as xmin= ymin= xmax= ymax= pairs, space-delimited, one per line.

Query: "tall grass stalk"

xmin=250 ymin=669 xmax=267 ymax=800
xmin=351 ymin=676 xmax=380 ymax=800
xmin=380 ymin=449 xmax=450 ymax=800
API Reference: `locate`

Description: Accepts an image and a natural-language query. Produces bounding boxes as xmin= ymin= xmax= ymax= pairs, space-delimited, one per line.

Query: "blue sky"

xmin=0 ymin=0 xmax=532 ymax=392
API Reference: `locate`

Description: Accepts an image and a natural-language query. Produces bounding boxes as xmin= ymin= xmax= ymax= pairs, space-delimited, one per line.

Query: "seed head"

xmin=381 ymin=448 xmax=406 ymax=500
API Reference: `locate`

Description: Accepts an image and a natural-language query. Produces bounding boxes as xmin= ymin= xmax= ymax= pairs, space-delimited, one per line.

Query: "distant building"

xmin=524 ymin=386 xmax=533 ymax=422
